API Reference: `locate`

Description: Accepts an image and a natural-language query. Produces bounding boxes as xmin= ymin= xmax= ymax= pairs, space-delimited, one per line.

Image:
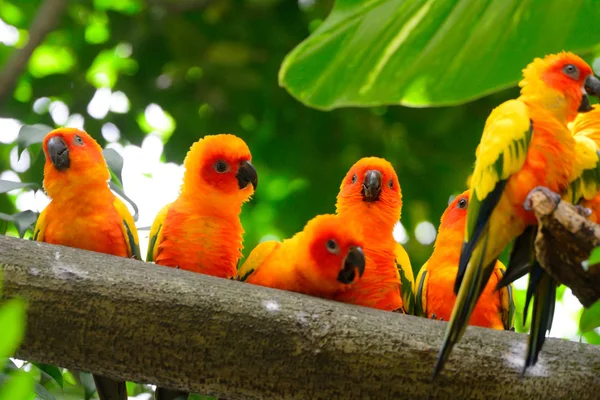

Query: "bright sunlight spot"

xmin=102 ymin=122 xmax=121 ymax=142
xmin=87 ymin=88 xmax=112 ymax=119
xmin=0 ymin=118 xmax=22 ymax=144
xmin=0 ymin=18 xmax=19 ymax=46
xmin=49 ymin=101 xmax=69 ymax=126
xmin=110 ymin=91 xmax=130 ymax=113
xmin=414 ymin=221 xmax=436 ymax=245
xmin=392 ymin=221 xmax=409 ymax=244
xmin=9 ymin=147 xmax=30 ymax=173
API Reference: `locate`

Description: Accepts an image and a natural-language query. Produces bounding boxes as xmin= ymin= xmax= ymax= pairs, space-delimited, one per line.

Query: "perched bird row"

xmin=30 ymin=51 xmax=600 ymax=399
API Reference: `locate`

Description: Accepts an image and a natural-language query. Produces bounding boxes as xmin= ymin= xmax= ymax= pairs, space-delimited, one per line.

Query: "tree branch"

xmin=0 ymin=0 xmax=68 ymax=105
xmin=1 ymin=235 xmax=600 ymax=399
xmin=529 ymin=188 xmax=600 ymax=307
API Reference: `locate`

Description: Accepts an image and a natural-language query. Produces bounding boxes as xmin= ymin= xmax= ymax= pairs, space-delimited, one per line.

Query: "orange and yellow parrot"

xmin=237 ymin=214 xmax=366 ymax=297
xmin=415 ymin=191 xmax=514 ymax=330
xmin=146 ymin=133 xmax=257 ymax=400
xmin=33 ymin=128 xmax=140 ymax=400
xmin=334 ymin=157 xmax=414 ymax=313
xmin=435 ymin=52 xmax=600 ymax=377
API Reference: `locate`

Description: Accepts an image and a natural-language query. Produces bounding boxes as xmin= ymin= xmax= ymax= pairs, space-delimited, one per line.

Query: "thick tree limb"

xmin=528 ymin=188 xmax=600 ymax=307
xmin=1 ymin=235 xmax=600 ymax=399
xmin=0 ymin=0 xmax=68 ymax=105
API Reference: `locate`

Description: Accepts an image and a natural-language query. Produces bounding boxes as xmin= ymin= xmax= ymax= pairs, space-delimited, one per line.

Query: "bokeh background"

xmin=1 ymin=1 xmax=599 ymax=398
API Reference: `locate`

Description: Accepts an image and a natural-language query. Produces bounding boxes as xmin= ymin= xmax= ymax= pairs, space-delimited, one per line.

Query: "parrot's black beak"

xmin=338 ymin=246 xmax=366 ymax=284
xmin=580 ymin=75 xmax=600 ymax=112
xmin=47 ymin=136 xmax=70 ymax=171
xmin=361 ymin=170 xmax=382 ymax=202
xmin=236 ymin=160 xmax=258 ymax=190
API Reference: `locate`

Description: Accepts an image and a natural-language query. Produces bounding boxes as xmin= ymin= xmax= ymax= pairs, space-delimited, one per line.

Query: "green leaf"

xmin=108 ymin=182 xmax=139 ymax=222
xmin=32 ymin=381 xmax=56 ymax=400
xmin=587 ymin=246 xmax=600 ymax=267
xmin=580 ymin=300 xmax=600 ymax=333
xmin=279 ymin=0 xmax=600 ymax=109
xmin=11 ymin=211 xmax=38 ymax=238
xmin=0 ymin=370 xmax=35 ymax=400
xmin=28 ymin=45 xmax=76 ymax=78
xmin=32 ymin=364 xmax=63 ymax=389
xmin=17 ymin=124 xmax=52 ymax=156
xmin=0 ymin=298 xmax=27 ymax=359
xmin=103 ymin=148 xmax=124 ymax=188
xmin=0 ymin=181 xmax=38 ymax=194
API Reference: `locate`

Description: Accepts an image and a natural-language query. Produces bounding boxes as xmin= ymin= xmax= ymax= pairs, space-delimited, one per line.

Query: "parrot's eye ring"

xmin=388 ymin=179 xmax=394 ymax=189
xmin=351 ymin=174 xmax=357 ymax=184
xmin=326 ymin=239 xmax=339 ymax=253
xmin=563 ymin=64 xmax=579 ymax=80
xmin=73 ymin=135 xmax=84 ymax=146
xmin=457 ymin=198 xmax=468 ymax=209
xmin=214 ymin=160 xmax=229 ymax=173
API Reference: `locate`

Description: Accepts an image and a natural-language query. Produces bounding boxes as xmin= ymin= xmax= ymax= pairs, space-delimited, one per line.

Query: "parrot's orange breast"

xmin=155 ymin=204 xmax=242 ymax=278
xmin=42 ymin=195 xmax=128 ymax=257
xmin=333 ymin=245 xmax=402 ymax=311
xmin=427 ymin=262 xmax=504 ymax=330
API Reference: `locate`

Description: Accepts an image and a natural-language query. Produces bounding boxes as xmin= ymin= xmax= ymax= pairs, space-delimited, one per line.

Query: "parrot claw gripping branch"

xmin=11 ymin=51 xmax=600 ymax=399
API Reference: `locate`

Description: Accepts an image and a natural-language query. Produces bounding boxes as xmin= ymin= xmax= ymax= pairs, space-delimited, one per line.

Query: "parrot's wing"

xmin=414 ymin=261 xmax=429 ymax=318
xmin=236 ymin=241 xmax=281 ymax=282
xmin=457 ymin=99 xmax=533 ymax=290
xmin=32 ymin=207 xmax=48 ymax=242
xmin=146 ymin=204 xmax=170 ymax=263
xmin=113 ymin=197 xmax=141 ymax=260
xmin=564 ymin=135 xmax=600 ymax=203
xmin=435 ymin=99 xmax=532 ymax=378
xmin=493 ymin=262 xmax=515 ymax=331
xmin=395 ymin=243 xmax=414 ymax=314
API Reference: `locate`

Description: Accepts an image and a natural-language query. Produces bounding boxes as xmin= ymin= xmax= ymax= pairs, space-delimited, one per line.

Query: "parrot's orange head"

xmin=42 ymin=128 xmax=109 ymax=198
xmin=521 ymin=52 xmax=600 ymax=122
xmin=303 ymin=214 xmax=366 ymax=287
xmin=336 ymin=157 xmax=402 ymax=223
xmin=181 ymin=134 xmax=257 ymax=202
xmin=439 ymin=191 xmax=469 ymax=233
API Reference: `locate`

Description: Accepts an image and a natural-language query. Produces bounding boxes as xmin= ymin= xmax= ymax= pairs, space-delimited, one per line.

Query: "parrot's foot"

xmin=131 ymin=255 xmax=138 ymax=260
xmin=430 ymin=313 xmax=444 ymax=321
xmin=175 ymin=265 xmax=180 ymax=269
xmin=524 ymin=186 xmax=560 ymax=212
xmin=392 ymin=307 xmax=405 ymax=314
xmin=575 ymin=205 xmax=592 ymax=217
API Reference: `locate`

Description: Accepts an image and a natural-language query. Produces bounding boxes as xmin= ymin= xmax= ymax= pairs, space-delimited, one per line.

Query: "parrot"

xmin=237 ymin=213 xmax=366 ymax=298
xmin=146 ymin=133 xmax=257 ymax=400
xmin=434 ymin=52 xmax=600 ymax=377
xmin=415 ymin=191 xmax=514 ymax=331
xmin=33 ymin=128 xmax=140 ymax=400
xmin=333 ymin=157 xmax=414 ymax=313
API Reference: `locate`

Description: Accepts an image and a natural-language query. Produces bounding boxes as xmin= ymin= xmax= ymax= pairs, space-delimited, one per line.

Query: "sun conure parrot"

xmin=415 ymin=191 xmax=514 ymax=330
xmin=146 ymin=133 xmax=257 ymax=400
xmin=333 ymin=157 xmax=414 ymax=313
xmin=435 ymin=52 xmax=600 ymax=377
xmin=33 ymin=128 xmax=140 ymax=400
xmin=237 ymin=214 xmax=366 ymax=297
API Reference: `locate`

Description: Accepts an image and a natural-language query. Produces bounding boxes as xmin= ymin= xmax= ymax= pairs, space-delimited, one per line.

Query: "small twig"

xmin=529 ymin=188 xmax=600 ymax=307
xmin=0 ymin=0 xmax=68 ymax=105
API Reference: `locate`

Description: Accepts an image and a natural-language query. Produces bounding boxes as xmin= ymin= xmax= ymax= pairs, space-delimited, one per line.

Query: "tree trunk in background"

xmin=1 ymin=235 xmax=599 ymax=400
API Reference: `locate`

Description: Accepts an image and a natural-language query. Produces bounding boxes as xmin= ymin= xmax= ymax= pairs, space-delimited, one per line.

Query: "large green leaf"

xmin=0 ymin=181 xmax=38 ymax=195
xmin=0 ymin=370 xmax=35 ymax=400
xmin=580 ymin=300 xmax=600 ymax=333
xmin=0 ymin=298 xmax=27 ymax=359
xmin=279 ymin=0 xmax=600 ymax=109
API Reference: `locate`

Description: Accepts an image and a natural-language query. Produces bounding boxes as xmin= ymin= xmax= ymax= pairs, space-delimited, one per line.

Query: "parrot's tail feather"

xmin=523 ymin=267 xmax=556 ymax=374
xmin=522 ymin=261 xmax=543 ymax=325
xmin=155 ymin=387 xmax=189 ymax=400
xmin=93 ymin=375 xmax=127 ymax=400
xmin=434 ymin=234 xmax=495 ymax=379
xmin=498 ymin=225 xmax=537 ymax=289
xmin=456 ymin=180 xmax=507 ymax=293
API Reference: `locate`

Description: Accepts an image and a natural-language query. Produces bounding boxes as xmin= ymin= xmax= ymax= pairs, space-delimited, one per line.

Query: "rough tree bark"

xmin=1 ymin=236 xmax=599 ymax=399
xmin=528 ymin=188 xmax=600 ymax=307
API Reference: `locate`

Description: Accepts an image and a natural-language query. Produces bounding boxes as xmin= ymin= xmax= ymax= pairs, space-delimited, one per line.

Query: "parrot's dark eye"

xmin=563 ymin=64 xmax=579 ymax=80
xmin=457 ymin=198 xmax=468 ymax=209
xmin=214 ymin=160 xmax=229 ymax=173
xmin=388 ymin=179 xmax=394 ymax=189
xmin=351 ymin=174 xmax=357 ymax=184
xmin=73 ymin=135 xmax=84 ymax=146
xmin=326 ymin=239 xmax=339 ymax=254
